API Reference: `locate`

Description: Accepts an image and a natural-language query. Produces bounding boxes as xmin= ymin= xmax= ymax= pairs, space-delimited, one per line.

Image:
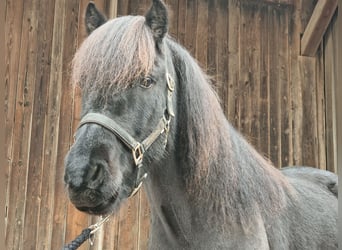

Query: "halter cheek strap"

xmin=78 ymin=73 xmax=175 ymax=197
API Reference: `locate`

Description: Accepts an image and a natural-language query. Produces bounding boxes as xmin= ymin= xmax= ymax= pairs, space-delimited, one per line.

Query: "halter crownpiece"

xmin=78 ymin=72 xmax=175 ymax=197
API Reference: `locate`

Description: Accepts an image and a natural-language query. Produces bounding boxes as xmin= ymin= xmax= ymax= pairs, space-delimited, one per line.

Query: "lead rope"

xmin=62 ymin=215 xmax=111 ymax=250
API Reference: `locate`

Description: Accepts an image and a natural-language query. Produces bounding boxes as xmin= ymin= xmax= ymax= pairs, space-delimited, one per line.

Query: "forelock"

xmin=72 ymin=15 xmax=156 ymax=95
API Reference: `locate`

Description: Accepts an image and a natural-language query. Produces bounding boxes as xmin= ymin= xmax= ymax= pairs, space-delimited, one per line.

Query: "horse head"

xmin=64 ymin=0 xmax=176 ymax=215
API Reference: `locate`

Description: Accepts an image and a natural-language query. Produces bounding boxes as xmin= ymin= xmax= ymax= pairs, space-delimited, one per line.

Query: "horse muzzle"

xmin=64 ymin=159 xmax=120 ymax=215
xmin=67 ymin=184 xmax=119 ymax=215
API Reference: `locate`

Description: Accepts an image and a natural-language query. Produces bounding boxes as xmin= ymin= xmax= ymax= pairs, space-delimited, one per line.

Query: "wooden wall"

xmin=324 ymin=11 xmax=338 ymax=174
xmin=5 ymin=0 xmax=338 ymax=249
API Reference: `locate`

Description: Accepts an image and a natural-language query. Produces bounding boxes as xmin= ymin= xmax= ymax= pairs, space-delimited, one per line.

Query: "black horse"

xmin=64 ymin=1 xmax=338 ymax=249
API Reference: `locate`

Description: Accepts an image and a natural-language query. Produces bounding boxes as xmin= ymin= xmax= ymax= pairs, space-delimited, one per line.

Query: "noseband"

xmin=78 ymin=73 xmax=175 ymax=197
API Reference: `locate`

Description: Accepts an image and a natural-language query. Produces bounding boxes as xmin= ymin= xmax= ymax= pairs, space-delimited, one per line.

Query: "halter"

xmin=78 ymin=72 xmax=175 ymax=197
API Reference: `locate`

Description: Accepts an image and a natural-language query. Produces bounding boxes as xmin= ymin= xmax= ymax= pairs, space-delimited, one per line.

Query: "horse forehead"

xmin=72 ymin=16 xmax=157 ymax=95
xmin=148 ymin=51 xmax=175 ymax=78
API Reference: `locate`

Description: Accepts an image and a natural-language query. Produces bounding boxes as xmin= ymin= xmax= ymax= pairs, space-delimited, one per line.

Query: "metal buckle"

xmin=132 ymin=144 xmax=144 ymax=166
xmin=88 ymin=214 xmax=111 ymax=245
xmin=89 ymin=215 xmax=111 ymax=235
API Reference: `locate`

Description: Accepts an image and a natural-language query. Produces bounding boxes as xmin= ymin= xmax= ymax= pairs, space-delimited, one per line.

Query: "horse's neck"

xmin=167 ymin=117 xmax=286 ymax=209
xmin=144 ymin=154 xmax=194 ymax=247
xmin=144 ymin=62 xmax=290 ymax=241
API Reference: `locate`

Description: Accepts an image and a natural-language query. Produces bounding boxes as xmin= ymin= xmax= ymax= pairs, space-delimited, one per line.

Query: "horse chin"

xmin=76 ymin=196 xmax=118 ymax=216
xmin=68 ymin=186 xmax=121 ymax=216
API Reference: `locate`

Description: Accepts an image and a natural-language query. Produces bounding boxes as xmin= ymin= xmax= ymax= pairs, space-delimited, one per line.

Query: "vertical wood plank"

xmin=299 ymin=56 xmax=318 ymax=167
xmin=278 ymin=8 xmax=291 ymax=168
xmin=227 ymin=0 xmax=240 ymax=128
xmin=51 ymin=0 xmax=74 ymax=245
xmin=101 ymin=213 xmax=119 ymax=250
xmin=315 ymin=45 xmax=326 ymax=170
xmin=184 ymin=0 xmax=197 ymax=56
xmin=246 ymin=3 xmax=261 ymax=151
xmin=164 ymin=0 xmax=179 ymax=38
xmin=4 ymin=0 xmax=24 ymax=185
xmin=333 ymin=5 xmax=341 ymax=178
xmin=206 ymin=0 xmax=216 ymax=82
xmin=268 ymin=7 xmax=281 ymax=167
xmin=4 ymin=0 xmax=25 ymax=246
xmin=22 ymin=0 xmax=44 ymax=244
xmin=50 ymin=0 xmax=82 ymax=249
xmin=289 ymin=0 xmax=303 ymax=166
xmin=117 ymin=0 xmax=130 ymax=17
xmin=195 ymin=0 xmax=208 ymax=68
xmin=258 ymin=4 xmax=270 ymax=159
xmin=324 ymin=13 xmax=337 ymax=173
xmin=6 ymin=0 xmax=37 ymax=248
xmin=215 ymin=0 xmax=229 ymax=115
xmin=124 ymin=0 xmax=141 ymax=15
xmin=239 ymin=2 xmax=259 ymax=143
xmin=28 ymin=0 xmax=57 ymax=249
xmin=116 ymin=199 xmax=140 ymax=250
xmin=177 ymin=0 xmax=186 ymax=45
xmin=290 ymin=0 xmax=319 ymax=167
xmin=137 ymin=189 xmax=151 ymax=250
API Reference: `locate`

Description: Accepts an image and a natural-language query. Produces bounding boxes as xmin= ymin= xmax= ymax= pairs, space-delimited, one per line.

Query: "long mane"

xmin=166 ymin=38 xmax=293 ymax=229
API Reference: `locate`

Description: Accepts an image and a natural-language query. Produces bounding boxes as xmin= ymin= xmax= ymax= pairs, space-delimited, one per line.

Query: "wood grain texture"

xmin=300 ymin=0 xmax=338 ymax=56
xmin=258 ymin=4 xmax=270 ymax=159
xmin=324 ymin=12 xmax=338 ymax=173
xmin=27 ymin=0 xmax=56 ymax=249
xmin=227 ymin=0 xmax=241 ymax=128
xmin=195 ymin=0 xmax=208 ymax=69
xmin=52 ymin=0 xmax=83 ymax=249
xmin=315 ymin=44 xmax=326 ymax=170
xmin=268 ymin=6 xmax=282 ymax=168
xmin=299 ymin=56 xmax=318 ymax=167
xmin=334 ymin=7 xmax=341 ymax=195
xmin=6 ymin=0 xmax=37 ymax=248
xmin=4 ymin=0 xmax=25 ymax=246
xmin=215 ymin=0 xmax=229 ymax=115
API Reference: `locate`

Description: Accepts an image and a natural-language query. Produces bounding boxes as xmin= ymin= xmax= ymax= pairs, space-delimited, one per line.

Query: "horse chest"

xmin=148 ymin=207 xmax=271 ymax=250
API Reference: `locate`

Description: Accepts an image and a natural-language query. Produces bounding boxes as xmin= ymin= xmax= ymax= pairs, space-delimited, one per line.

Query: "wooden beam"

xmin=301 ymin=0 xmax=338 ymax=56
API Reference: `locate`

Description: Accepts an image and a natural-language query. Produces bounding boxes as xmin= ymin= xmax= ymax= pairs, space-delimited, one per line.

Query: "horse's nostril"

xmin=91 ymin=164 xmax=102 ymax=181
xmin=86 ymin=162 xmax=105 ymax=189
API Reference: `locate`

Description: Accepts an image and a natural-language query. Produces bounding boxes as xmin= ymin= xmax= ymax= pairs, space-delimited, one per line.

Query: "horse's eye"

xmin=140 ymin=77 xmax=154 ymax=89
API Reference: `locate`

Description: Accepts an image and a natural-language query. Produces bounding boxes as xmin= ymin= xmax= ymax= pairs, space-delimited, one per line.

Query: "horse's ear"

xmin=85 ymin=2 xmax=107 ymax=35
xmin=145 ymin=0 xmax=168 ymax=43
